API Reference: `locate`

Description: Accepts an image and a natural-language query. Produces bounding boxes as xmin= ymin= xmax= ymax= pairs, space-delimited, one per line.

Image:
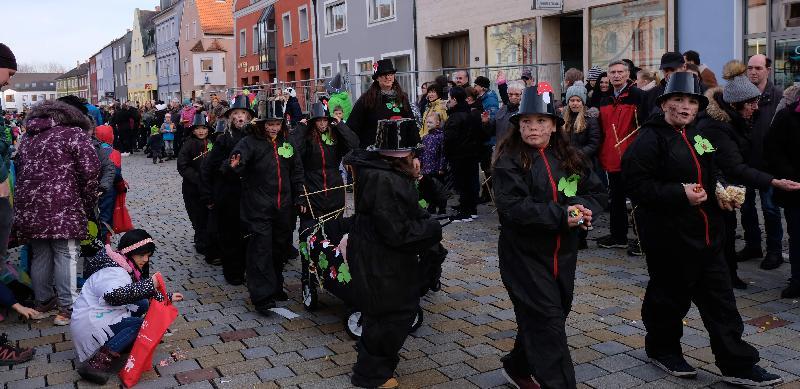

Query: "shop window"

xmin=358 ymin=60 xmax=373 ymax=74
xmin=590 ymin=0 xmax=667 ymax=69
xmin=485 ymin=18 xmax=535 ymax=67
xmin=772 ymin=38 xmax=800 ymax=89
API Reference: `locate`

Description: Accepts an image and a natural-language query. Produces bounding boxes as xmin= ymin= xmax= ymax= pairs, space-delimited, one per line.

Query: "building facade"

xmin=179 ymin=0 xmax=235 ymax=100
xmin=275 ymin=0 xmax=315 ymax=83
xmin=98 ymin=44 xmax=115 ymax=106
xmin=1 ymin=73 xmax=60 ymax=112
xmin=316 ymin=0 xmax=416 ymax=95
xmin=739 ymin=0 xmax=800 ymax=90
xmin=56 ymin=62 xmax=90 ymax=99
xmin=233 ymin=0 xmax=278 ymax=88
xmin=89 ymin=56 xmax=98 ymax=104
xmin=155 ymin=0 xmax=184 ymax=103
xmin=128 ymin=8 xmax=159 ymax=103
xmin=112 ymin=31 xmax=132 ymax=103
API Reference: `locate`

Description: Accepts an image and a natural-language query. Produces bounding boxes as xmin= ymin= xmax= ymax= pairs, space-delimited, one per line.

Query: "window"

xmin=31 ymin=95 xmax=37 ymax=102
xmin=282 ymin=12 xmax=292 ymax=46
xmin=442 ymin=34 xmax=469 ymax=68
xmin=31 ymin=82 xmax=36 ymax=88
xmin=201 ymin=58 xmax=213 ymax=72
xmin=604 ymin=32 xmax=617 ymax=54
xmin=321 ymin=65 xmax=332 ymax=77
xmin=340 ymin=62 xmax=349 ymax=75
xmin=357 ymin=59 xmax=373 ymax=73
xmin=486 ymin=19 xmax=535 ymax=67
xmin=325 ymin=1 xmax=347 ymax=34
xmin=240 ymin=30 xmax=246 ymax=56
xmin=49 ymin=94 xmax=55 ymax=100
xmin=193 ymin=21 xmax=197 ymax=39
xmin=4 ymin=95 xmax=13 ymax=103
xmin=368 ymin=0 xmax=395 ymax=24
xmin=253 ymin=26 xmax=259 ymax=54
xmin=146 ymin=62 xmax=150 ymax=75
xmin=590 ymin=0 xmax=667 ymax=69
xmin=299 ymin=6 xmax=309 ymax=41
xmin=183 ymin=59 xmax=189 ymax=73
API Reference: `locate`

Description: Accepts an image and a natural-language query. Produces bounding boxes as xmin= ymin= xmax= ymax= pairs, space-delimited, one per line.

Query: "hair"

xmin=379 ymin=152 xmax=418 ymax=178
xmin=118 ymin=229 xmax=156 ymax=258
xmin=425 ymin=110 xmax=443 ymax=126
xmin=564 ymin=68 xmax=584 ymax=85
xmin=332 ymin=105 xmax=343 ymax=113
xmin=426 ymin=83 xmax=443 ymax=99
xmin=608 ymin=60 xmax=627 ymax=70
xmin=362 ymin=79 xmax=410 ymax=110
xmin=464 ymin=86 xmax=479 ymax=100
xmin=306 ymin=117 xmax=335 ymax=142
xmin=637 ymin=69 xmax=658 ymax=84
xmin=493 ymin=115 xmax=586 ymax=175
xmin=722 ymin=60 xmax=748 ymax=81
xmin=563 ymin=103 xmax=587 ymax=134
xmin=506 ymin=80 xmax=526 ymax=92
xmin=683 ymin=50 xmax=700 ymax=65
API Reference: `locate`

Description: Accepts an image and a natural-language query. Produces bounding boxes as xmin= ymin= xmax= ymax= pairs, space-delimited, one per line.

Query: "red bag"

xmin=113 ymin=180 xmax=133 ymax=233
xmin=119 ymin=273 xmax=178 ymax=388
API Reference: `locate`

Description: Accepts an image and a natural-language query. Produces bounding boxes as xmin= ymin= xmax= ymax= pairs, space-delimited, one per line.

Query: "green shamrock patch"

xmin=207 ymin=142 xmax=214 ymax=151
xmin=299 ymin=242 xmax=309 ymax=259
xmin=558 ymin=174 xmax=580 ymax=197
xmin=318 ymin=252 xmax=328 ymax=270
xmin=278 ymin=142 xmax=294 ymax=158
xmin=693 ymin=135 xmax=715 ymax=155
xmin=385 ymin=100 xmax=403 ymax=113
xmin=418 ymin=199 xmax=429 ymax=209
xmin=337 ymin=262 xmax=352 ymax=284
xmin=321 ymin=131 xmax=335 ymax=146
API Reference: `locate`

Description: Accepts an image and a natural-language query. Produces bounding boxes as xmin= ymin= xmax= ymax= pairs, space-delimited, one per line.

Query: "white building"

xmin=1 ymin=73 xmax=60 ymax=113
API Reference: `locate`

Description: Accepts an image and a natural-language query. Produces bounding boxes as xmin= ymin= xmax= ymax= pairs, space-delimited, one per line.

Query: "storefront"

xmin=745 ymin=0 xmax=800 ymax=89
xmin=588 ymin=0 xmax=669 ymax=70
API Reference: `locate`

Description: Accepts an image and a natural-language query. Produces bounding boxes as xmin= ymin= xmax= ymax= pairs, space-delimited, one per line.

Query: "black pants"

xmin=607 ymin=172 xmax=629 ymax=241
xmin=213 ymin=196 xmax=247 ymax=283
xmin=351 ymin=310 xmax=416 ymax=388
xmin=183 ymin=182 xmax=215 ymax=256
xmin=118 ymin=127 xmax=133 ymax=153
xmin=642 ymin=244 xmax=759 ymax=374
xmin=451 ymin=158 xmax=479 ymax=215
xmin=245 ymin=208 xmax=293 ymax=306
xmin=722 ymin=210 xmax=739 ymax=278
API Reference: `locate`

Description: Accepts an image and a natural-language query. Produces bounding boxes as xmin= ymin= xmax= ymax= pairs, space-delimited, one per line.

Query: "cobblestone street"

xmin=2 ymin=154 xmax=800 ymax=388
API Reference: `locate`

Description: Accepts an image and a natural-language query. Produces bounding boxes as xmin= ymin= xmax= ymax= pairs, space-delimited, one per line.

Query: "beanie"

xmin=565 ymin=82 xmax=587 ymax=103
xmin=474 ymin=76 xmax=491 ymax=89
xmin=723 ymin=75 xmax=761 ymax=104
xmin=0 ymin=44 xmax=17 ymax=71
xmin=587 ymin=66 xmax=603 ymax=81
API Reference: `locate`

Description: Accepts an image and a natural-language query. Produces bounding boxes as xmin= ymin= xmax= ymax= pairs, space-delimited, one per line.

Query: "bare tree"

xmin=16 ymin=61 xmax=68 ymax=73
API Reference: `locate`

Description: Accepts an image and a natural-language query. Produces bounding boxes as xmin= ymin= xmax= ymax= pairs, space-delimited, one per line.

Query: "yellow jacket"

xmin=421 ymin=99 xmax=448 ymax=137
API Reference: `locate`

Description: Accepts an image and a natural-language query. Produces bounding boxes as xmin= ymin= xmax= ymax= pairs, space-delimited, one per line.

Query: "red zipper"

xmin=539 ymin=148 xmax=561 ymax=278
xmin=678 ymin=129 xmax=710 ymax=246
xmin=273 ymin=141 xmax=282 ymax=209
xmin=317 ymin=137 xmax=328 ymax=197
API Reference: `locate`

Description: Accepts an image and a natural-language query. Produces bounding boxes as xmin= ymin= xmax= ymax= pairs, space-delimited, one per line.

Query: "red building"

xmin=233 ymin=0 xmax=277 ymax=88
xmin=273 ymin=0 xmax=314 ymax=83
xmin=89 ymin=56 xmax=98 ymax=104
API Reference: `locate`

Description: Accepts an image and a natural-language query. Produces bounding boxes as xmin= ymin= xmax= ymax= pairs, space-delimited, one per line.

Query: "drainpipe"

xmin=175 ymin=41 xmax=182 ymax=99
xmin=312 ymin=0 xmax=320 ymax=79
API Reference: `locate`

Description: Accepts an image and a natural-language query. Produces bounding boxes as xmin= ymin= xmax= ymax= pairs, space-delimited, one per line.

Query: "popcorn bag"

xmin=119 ymin=273 xmax=178 ymax=388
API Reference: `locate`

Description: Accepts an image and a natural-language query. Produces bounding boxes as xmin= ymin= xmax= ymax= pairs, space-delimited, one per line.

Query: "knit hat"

xmin=722 ymin=60 xmax=761 ymax=104
xmin=587 ymin=66 xmax=603 ymax=81
xmin=0 ymin=44 xmax=17 ymax=70
xmin=565 ymin=82 xmax=587 ymax=103
xmin=474 ymin=76 xmax=491 ymax=89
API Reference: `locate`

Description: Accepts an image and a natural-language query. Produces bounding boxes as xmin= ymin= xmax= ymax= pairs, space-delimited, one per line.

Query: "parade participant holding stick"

xmin=201 ymin=95 xmax=253 ymax=286
xmin=344 ymin=120 xmax=442 ymax=389
xmin=493 ymin=85 xmax=605 ymax=389
xmin=622 ymin=72 xmax=782 ymax=386
xmin=228 ymin=104 xmax=304 ymax=315
xmin=293 ymin=102 xmax=358 ymax=241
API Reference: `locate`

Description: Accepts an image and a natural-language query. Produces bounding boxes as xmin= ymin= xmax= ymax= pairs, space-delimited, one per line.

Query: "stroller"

xmin=300 ymin=216 xmax=448 ymax=339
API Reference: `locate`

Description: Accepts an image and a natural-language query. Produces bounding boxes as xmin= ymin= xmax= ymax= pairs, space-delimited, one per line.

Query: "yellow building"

xmin=128 ymin=8 xmax=159 ymax=104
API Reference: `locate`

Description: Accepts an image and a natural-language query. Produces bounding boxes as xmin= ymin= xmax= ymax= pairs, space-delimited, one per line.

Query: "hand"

xmin=299 ymin=205 xmax=307 ymax=214
xmin=684 ymin=184 xmax=707 ymax=206
xmin=772 ymin=179 xmax=800 ymax=191
xmin=567 ymin=206 xmax=584 ymax=228
xmin=11 ymin=303 xmax=38 ymax=319
xmin=230 ymin=154 xmax=241 ymax=168
xmin=413 ymin=158 xmax=421 ymax=177
xmin=481 ymin=111 xmax=490 ymax=124
xmin=574 ymin=204 xmax=593 ymax=229
xmin=170 ymin=293 xmax=184 ymax=302
xmin=496 ymin=70 xmax=506 ymax=84
xmin=299 ymin=118 xmax=308 ymax=125
xmin=152 ymin=272 xmax=162 ymax=290
xmin=717 ymin=196 xmax=735 ymax=211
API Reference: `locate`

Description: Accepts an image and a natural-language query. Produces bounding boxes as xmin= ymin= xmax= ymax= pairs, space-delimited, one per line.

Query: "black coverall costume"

xmin=177 ymin=134 xmax=216 ymax=256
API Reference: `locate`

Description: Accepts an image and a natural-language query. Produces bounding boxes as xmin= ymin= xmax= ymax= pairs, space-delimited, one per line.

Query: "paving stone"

xmin=590 ymin=340 xmax=633 ymax=355
xmin=176 ymin=368 xmax=220 ymax=385
xmin=241 ymin=345 xmax=277 ymax=359
xmin=591 ymin=353 xmax=644 ymax=372
xmin=574 ymin=363 xmax=608 ymax=383
xmin=156 ymin=359 xmax=202 ymax=376
xmin=219 ymin=328 xmax=258 ymax=342
xmin=299 ymin=346 xmax=333 ymax=360
xmin=256 ymin=365 xmax=295 ymax=381
xmin=467 ymin=369 xmax=506 ymax=389
xmin=585 ymin=370 xmax=645 ymax=388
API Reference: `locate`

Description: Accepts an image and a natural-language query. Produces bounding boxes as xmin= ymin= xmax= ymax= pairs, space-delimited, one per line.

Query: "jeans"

xmin=785 ymin=206 xmax=800 ymax=284
xmin=164 ymin=140 xmax=174 ymax=157
xmin=741 ymin=187 xmax=784 ymax=254
xmin=106 ymin=299 xmax=149 ymax=353
xmin=30 ymin=239 xmax=80 ymax=310
xmin=607 ymin=172 xmax=629 ymax=242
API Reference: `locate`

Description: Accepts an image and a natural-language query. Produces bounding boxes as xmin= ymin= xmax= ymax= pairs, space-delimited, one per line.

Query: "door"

xmin=560 ymin=13 xmax=583 ymax=72
xmin=441 ymin=34 xmax=469 ymax=69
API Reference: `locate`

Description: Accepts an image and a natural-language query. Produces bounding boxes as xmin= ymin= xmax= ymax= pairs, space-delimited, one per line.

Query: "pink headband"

xmin=120 ymin=238 xmax=154 ymax=255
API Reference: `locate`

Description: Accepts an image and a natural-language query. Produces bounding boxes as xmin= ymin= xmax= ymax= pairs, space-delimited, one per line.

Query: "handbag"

xmin=119 ymin=273 xmax=178 ymax=388
xmin=112 ymin=180 xmax=134 ymax=233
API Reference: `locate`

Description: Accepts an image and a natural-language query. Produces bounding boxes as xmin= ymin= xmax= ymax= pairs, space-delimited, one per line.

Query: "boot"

xmin=77 ymin=346 xmax=120 ymax=384
xmin=0 ymin=333 xmax=35 ymax=366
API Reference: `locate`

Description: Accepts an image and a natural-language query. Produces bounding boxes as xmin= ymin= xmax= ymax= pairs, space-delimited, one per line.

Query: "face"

xmin=0 ymin=68 xmax=15 ymax=88
xmin=165 ymin=113 xmax=171 ymax=121
xmin=661 ymin=95 xmax=700 ymax=127
xmin=193 ymin=126 xmax=209 ymax=139
xmin=568 ymin=96 xmax=584 ymax=112
xmin=265 ymin=120 xmax=282 ymax=138
xmin=447 ymin=94 xmax=457 ymax=108
xmin=507 ymin=88 xmax=522 ymax=105
xmin=454 ymin=71 xmax=469 ymax=87
xmin=427 ymin=90 xmax=439 ymax=102
xmin=599 ymin=77 xmax=610 ymax=92
xmin=229 ymin=109 xmax=251 ymax=128
xmin=518 ymin=114 xmax=556 ymax=149
xmin=132 ymin=253 xmax=151 ymax=269
xmin=314 ymin=119 xmax=328 ymax=132
xmin=636 ymin=74 xmax=649 ymax=88
xmin=466 ymin=96 xmax=475 ymax=105
xmin=747 ymin=55 xmax=770 ymax=86
xmin=474 ymin=84 xmax=486 ymax=95
xmin=608 ymin=64 xmax=629 ymax=89
xmin=425 ymin=114 xmax=440 ymax=130
xmin=378 ymin=73 xmax=395 ymax=90
xmin=333 ymin=110 xmax=343 ymax=121
xmin=737 ymin=99 xmax=760 ymax=120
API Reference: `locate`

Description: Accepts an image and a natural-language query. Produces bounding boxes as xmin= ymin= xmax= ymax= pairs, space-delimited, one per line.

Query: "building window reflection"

xmin=589 ymin=0 xmax=667 ymax=69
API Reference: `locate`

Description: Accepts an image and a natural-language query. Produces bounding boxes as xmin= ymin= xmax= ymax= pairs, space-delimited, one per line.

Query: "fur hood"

xmin=25 ymin=100 xmax=92 ymax=133
xmin=703 ymin=86 xmax=731 ymax=123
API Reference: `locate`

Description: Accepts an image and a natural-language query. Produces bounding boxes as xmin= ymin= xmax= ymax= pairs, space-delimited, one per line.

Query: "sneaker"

xmin=0 ymin=333 xmax=35 ymax=366
xmin=736 ymin=246 xmax=763 ymax=262
xmin=627 ymin=240 xmax=643 ymax=256
xmin=597 ymin=235 xmax=627 ymax=249
xmin=378 ymin=378 xmax=399 ymax=389
xmin=449 ymin=213 xmax=473 ymax=223
xmin=722 ymin=365 xmax=782 ymax=387
xmin=121 ymin=152 xmax=130 ymax=157
xmin=650 ymin=354 xmax=697 ymax=378
xmin=30 ymin=298 xmax=57 ymax=320
xmin=781 ymin=282 xmax=800 ymax=299
xmin=760 ymin=252 xmax=784 ymax=270
xmin=54 ymin=309 xmax=71 ymax=326
xmin=501 ymin=365 xmax=541 ymax=389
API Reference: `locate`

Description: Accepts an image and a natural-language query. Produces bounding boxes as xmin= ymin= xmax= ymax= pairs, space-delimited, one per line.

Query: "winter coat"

xmin=479 ymin=90 xmax=500 ymax=119
xmin=695 ymin=87 xmax=772 ymax=190
xmin=178 ymin=136 xmax=213 ymax=201
xmin=14 ymin=101 xmax=100 ymax=241
xmin=201 ymin=125 xmax=246 ymax=206
xmin=180 ymin=106 xmax=197 ymax=126
xmin=765 ymin=101 xmax=800 ymax=207
xmin=348 ymin=91 xmax=414 ymax=148
xmin=111 ymin=106 xmax=134 ymax=131
xmin=488 ymin=103 xmax=519 ymax=144
xmin=291 ymin=122 xmax=358 ymax=215
xmin=147 ymin=134 xmax=165 ymax=153
xmin=92 ymin=138 xmax=117 ymax=194
xmin=698 ymin=65 xmax=719 ymax=88
xmin=72 ymin=246 xmax=159 ymax=361
xmin=86 ymin=104 xmax=104 ymax=126
xmin=343 ymin=149 xmax=442 ymax=315
xmin=443 ymin=103 xmax=485 ymax=160
xmin=622 ymin=115 xmax=725 ymax=254
xmin=597 ymin=82 xmax=647 ymax=172
xmin=228 ymin=133 xmax=304 ymax=224
xmin=564 ymin=108 xmax=602 ymax=159
xmin=420 ymin=127 xmax=446 ymax=175
xmin=750 ymin=81 xmax=784 ymax=169
xmin=493 ymin=146 xmax=605 ymax=306
xmin=421 ymin=99 xmax=448 ymax=137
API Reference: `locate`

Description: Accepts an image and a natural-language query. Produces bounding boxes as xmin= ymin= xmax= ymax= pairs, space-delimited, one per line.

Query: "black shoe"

xmin=760 ymin=252 xmax=784 ymax=270
xmin=650 ymin=354 xmax=697 ymax=378
xmin=205 ymin=256 xmax=222 ymax=266
xmin=597 ymin=235 xmax=627 ymax=249
xmin=449 ymin=213 xmax=474 ymax=223
xmin=255 ymin=301 xmax=276 ymax=316
xmin=722 ymin=365 xmax=782 ymax=387
xmin=781 ymin=283 xmax=800 ymax=299
xmin=736 ymin=246 xmax=763 ymax=262
xmin=225 ymin=277 xmax=244 ymax=286
xmin=578 ymin=238 xmax=588 ymax=250
xmin=732 ymin=274 xmax=748 ymax=290
xmin=627 ymin=240 xmax=643 ymax=256
xmin=272 ymin=290 xmax=289 ymax=301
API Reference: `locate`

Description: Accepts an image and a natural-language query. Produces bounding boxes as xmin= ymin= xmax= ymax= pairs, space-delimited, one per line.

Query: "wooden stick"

xmin=614 ymin=126 xmax=640 ymax=148
xmin=300 ymin=183 xmax=354 ymax=197
xmin=303 ymin=185 xmax=316 ymax=220
xmin=192 ymin=150 xmax=210 ymax=161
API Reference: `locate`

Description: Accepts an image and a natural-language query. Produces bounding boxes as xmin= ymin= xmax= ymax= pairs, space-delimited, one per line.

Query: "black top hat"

xmin=308 ymin=102 xmax=331 ymax=125
xmin=655 ymin=72 xmax=708 ymax=111
xmin=326 ymin=74 xmax=343 ymax=94
xmin=254 ymin=98 xmax=284 ymax=122
xmin=372 ymin=59 xmax=397 ymax=80
xmin=510 ymin=84 xmax=563 ymax=126
xmin=367 ymin=119 xmax=420 ymax=152
xmin=189 ymin=112 xmax=208 ymax=130
xmin=214 ymin=118 xmax=226 ymax=133
xmin=223 ymin=94 xmax=256 ymax=118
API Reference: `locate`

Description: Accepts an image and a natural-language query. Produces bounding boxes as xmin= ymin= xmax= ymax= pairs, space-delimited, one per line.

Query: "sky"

xmin=3 ymin=0 xmax=160 ymax=70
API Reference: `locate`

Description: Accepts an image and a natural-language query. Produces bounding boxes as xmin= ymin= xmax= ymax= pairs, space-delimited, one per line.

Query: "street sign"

xmin=533 ymin=0 xmax=563 ymax=10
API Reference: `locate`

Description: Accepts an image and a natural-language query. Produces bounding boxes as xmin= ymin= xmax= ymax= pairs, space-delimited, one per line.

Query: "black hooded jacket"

xmin=443 ymin=102 xmax=485 ymax=160
xmin=622 ymin=115 xmax=725 ymax=253
xmin=342 ymin=149 xmax=442 ymax=315
xmin=201 ymin=125 xmax=246 ymax=205
xmin=695 ymin=87 xmax=773 ymax=190
xmin=765 ymin=101 xmax=800 ymax=207
xmin=348 ymin=91 xmax=414 ymax=148
xmin=178 ymin=134 xmax=213 ymax=202
xmin=291 ymin=121 xmax=359 ymax=215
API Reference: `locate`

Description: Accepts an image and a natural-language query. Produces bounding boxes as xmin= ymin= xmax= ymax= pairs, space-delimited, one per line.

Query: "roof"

xmin=0 ymin=73 xmax=60 ymax=92
xmin=56 ymin=63 xmax=90 ymax=80
xmin=196 ymin=0 xmax=233 ymax=35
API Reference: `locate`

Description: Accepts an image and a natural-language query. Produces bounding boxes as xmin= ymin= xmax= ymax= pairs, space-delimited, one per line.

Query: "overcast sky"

xmin=3 ymin=0 xmax=160 ymax=70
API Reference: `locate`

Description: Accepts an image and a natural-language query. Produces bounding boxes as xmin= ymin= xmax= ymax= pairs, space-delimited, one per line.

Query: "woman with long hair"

xmin=493 ymin=85 xmax=605 ymax=388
